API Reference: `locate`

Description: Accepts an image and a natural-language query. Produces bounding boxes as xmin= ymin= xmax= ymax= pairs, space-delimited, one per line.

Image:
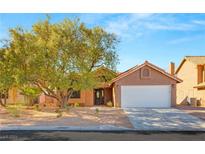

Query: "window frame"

xmin=141 ymin=67 xmax=151 ymax=79
xmin=70 ymin=90 xmax=81 ymax=99
xmin=0 ymin=91 xmax=8 ymax=99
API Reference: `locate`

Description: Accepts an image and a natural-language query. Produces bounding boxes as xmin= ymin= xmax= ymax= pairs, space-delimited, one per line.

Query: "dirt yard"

xmin=0 ymin=107 xmax=133 ymax=129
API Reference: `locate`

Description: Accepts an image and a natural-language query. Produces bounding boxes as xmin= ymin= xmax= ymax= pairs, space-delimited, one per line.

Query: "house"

xmin=39 ymin=61 xmax=182 ymax=108
xmin=175 ymin=56 xmax=205 ymax=106
xmin=3 ymin=61 xmax=182 ymax=108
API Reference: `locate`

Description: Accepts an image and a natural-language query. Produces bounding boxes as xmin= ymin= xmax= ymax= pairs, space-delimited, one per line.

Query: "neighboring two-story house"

xmin=175 ymin=56 xmax=205 ymax=106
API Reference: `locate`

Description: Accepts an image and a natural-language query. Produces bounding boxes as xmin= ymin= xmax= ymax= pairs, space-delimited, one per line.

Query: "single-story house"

xmin=3 ymin=61 xmax=182 ymax=108
xmin=175 ymin=56 xmax=205 ymax=106
xmin=39 ymin=61 xmax=182 ymax=108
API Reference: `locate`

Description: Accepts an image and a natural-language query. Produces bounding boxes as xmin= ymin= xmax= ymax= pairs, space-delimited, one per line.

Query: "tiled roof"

xmin=110 ymin=61 xmax=182 ymax=84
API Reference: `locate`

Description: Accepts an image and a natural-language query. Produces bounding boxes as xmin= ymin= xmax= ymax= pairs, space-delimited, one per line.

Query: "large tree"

xmin=0 ymin=48 xmax=15 ymax=106
xmin=1 ymin=17 xmax=118 ymax=107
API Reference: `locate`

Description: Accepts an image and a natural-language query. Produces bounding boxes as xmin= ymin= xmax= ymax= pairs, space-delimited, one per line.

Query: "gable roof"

xmin=110 ymin=61 xmax=182 ymax=84
xmin=175 ymin=56 xmax=205 ymax=74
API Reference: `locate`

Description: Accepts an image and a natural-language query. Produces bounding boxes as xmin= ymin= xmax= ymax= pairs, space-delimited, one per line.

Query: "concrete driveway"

xmin=124 ymin=108 xmax=205 ymax=131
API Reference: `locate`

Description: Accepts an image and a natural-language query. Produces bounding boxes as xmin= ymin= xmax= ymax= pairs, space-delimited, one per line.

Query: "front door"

xmin=94 ymin=89 xmax=104 ymax=105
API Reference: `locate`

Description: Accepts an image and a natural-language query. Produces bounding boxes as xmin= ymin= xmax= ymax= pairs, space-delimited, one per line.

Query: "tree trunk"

xmin=4 ymin=96 xmax=7 ymax=105
xmin=0 ymin=97 xmax=6 ymax=107
xmin=59 ymin=90 xmax=73 ymax=108
xmin=60 ymin=96 xmax=67 ymax=108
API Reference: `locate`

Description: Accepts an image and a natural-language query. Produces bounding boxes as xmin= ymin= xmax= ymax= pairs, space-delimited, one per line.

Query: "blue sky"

xmin=0 ymin=13 xmax=205 ymax=71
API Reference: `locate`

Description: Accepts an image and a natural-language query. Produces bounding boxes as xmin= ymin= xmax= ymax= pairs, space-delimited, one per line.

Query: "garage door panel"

xmin=121 ymin=85 xmax=171 ymax=108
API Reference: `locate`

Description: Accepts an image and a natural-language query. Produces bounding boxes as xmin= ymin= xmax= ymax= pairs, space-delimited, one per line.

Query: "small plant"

xmin=55 ymin=109 xmax=63 ymax=118
xmin=95 ymin=108 xmax=100 ymax=115
xmin=33 ymin=104 xmax=41 ymax=111
xmin=56 ymin=112 xmax=63 ymax=118
xmin=106 ymin=101 xmax=113 ymax=107
xmin=74 ymin=102 xmax=80 ymax=107
xmin=6 ymin=105 xmax=21 ymax=117
xmin=63 ymin=103 xmax=70 ymax=111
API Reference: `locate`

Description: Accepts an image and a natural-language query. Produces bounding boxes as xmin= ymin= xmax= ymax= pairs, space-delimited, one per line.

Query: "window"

xmin=0 ymin=91 xmax=8 ymax=99
xmin=197 ymin=65 xmax=204 ymax=84
xmin=141 ymin=68 xmax=151 ymax=79
xmin=70 ymin=90 xmax=80 ymax=98
xmin=143 ymin=68 xmax=150 ymax=77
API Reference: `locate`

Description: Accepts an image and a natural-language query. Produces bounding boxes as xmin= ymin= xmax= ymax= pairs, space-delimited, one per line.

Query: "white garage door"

xmin=121 ymin=85 xmax=171 ymax=108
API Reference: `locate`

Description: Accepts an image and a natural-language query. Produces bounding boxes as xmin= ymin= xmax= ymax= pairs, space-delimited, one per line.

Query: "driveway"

xmin=176 ymin=106 xmax=205 ymax=120
xmin=124 ymin=108 xmax=205 ymax=131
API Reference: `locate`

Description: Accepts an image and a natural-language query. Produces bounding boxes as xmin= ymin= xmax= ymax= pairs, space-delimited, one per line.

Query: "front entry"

xmin=94 ymin=89 xmax=104 ymax=105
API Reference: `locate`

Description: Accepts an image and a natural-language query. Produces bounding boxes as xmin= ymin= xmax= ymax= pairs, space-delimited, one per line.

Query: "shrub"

xmin=33 ymin=104 xmax=41 ymax=111
xmin=6 ymin=105 xmax=21 ymax=117
xmin=55 ymin=109 xmax=63 ymax=118
xmin=74 ymin=102 xmax=80 ymax=107
xmin=106 ymin=101 xmax=113 ymax=107
xmin=95 ymin=108 xmax=100 ymax=115
xmin=64 ymin=103 xmax=70 ymax=111
xmin=56 ymin=111 xmax=63 ymax=118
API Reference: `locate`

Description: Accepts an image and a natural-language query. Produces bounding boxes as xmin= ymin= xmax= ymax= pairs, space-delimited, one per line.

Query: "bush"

xmin=95 ymin=108 xmax=100 ymax=115
xmin=6 ymin=105 xmax=21 ymax=117
xmin=74 ymin=102 xmax=80 ymax=107
xmin=64 ymin=103 xmax=70 ymax=111
xmin=55 ymin=109 xmax=63 ymax=118
xmin=33 ymin=104 xmax=41 ymax=111
xmin=106 ymin=101 xmax=113 ymax=107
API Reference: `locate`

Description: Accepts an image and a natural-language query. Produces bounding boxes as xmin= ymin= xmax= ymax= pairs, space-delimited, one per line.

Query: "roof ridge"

xmin=185 ymin=56 xmax=205 ymax=57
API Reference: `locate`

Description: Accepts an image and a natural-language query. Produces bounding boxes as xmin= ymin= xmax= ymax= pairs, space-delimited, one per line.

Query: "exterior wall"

xmin=196 ymin=88 xmax=205 ymax=105
xmin=39 ymin=89 xmax=94 ymax=107
xmin=104 ymin=88 xmax=112 ymax=104
xmin=112 ymin=65 xmax=177 ymax=107
xmin=84 ymin=89 xmax=94 ymax=106
xmin=176 ymin=61 xmax=205 ymax=106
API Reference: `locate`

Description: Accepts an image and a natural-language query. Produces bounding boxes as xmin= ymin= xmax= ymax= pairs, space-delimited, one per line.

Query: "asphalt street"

xmin=1 ymin=130 xmax=205 ymax=141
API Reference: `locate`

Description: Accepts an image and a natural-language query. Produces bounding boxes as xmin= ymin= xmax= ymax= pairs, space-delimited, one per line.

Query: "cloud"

xmin=192 ymin=20 xmax=205 ymax=25
xmin=167 ymin=34 xmax=204 ymax=45
xmin=144 ymin=22 xmax=194 ymax=31
xmin=104 ymin=14 xmax=205 ymax=41
xmin=105 ymin=14 xmax=154 ymax=41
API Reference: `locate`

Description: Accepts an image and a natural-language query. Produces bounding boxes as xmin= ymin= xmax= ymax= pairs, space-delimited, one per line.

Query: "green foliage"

xmin=21 ymin=86 xmax=41 ymax=98
xmin=95 ymin=108 xmax=100 ymax=115
xmin=33 ymin=104 xmax=41 ymax=111
xmin=55 ymin=109 xmax=63 ymax=118
xmin=74 ymin=102 xmax=80 ymax=107
xmin=0 ymin=16 xmax=119 ymax=106
xmin=6 ymin=104 xmax=23 ymax=117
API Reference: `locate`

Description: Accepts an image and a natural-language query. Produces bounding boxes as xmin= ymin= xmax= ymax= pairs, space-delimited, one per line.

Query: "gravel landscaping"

xmin=0 ymin=107 xmax=133 ymax=130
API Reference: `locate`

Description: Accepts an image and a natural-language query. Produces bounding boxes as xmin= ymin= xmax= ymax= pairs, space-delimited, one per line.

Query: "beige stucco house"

xmin=175 ymin=56 xmax=205 ymax=106
xmin=4 ymin=61 xmax=182 ymax=108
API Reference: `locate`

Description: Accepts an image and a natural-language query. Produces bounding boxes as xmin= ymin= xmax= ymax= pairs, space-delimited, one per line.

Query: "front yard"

xmin=1 ymin=105 xmax=205 ymax=131
xmin=0 ymin=106 xmax=133 ymax=130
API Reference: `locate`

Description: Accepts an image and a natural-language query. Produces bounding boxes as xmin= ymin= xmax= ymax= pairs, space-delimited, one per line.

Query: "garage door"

xmin=121 ymin=85 xmax=171 ymax=108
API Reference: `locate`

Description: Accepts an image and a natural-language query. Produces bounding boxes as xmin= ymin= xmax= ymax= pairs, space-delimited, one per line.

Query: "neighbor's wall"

xmin=176 ymin=61 xmax=205 ymax=105
xmin=7 ymin=88 xmax=25 ymax=104
xmin=112 ymin=65 xmax=177 ymax=107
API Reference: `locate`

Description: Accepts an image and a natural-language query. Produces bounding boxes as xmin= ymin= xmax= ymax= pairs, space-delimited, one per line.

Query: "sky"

xmin=0 ymin=13 xmax=205 ymax=72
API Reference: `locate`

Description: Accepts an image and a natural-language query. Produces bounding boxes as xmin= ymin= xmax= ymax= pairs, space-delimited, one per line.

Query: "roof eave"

xmin=111 ymin=61 xmax=183 ymax=84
